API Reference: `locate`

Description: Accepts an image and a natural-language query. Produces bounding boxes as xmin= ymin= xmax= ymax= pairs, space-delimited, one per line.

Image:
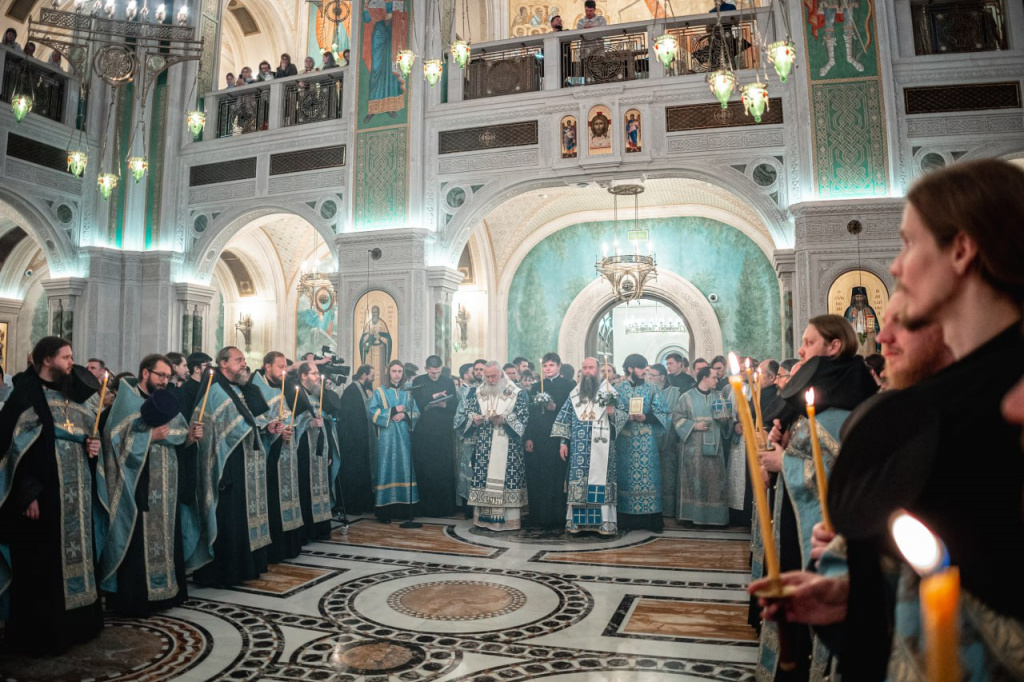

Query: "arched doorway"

xmin=585 ymin=296 xmax=693 ymax=370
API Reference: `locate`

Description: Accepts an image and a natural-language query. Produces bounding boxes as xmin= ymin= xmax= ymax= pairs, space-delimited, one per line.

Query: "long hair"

xmin=809 ymin=314 xmax=858 ymax=359
xmin=32 ymin=336 xmax=70 ymax=369
xmin=384 ymin=360 xmax=404 ymax=388
xmin=907 ymin=159 xmax=1024 ymax=303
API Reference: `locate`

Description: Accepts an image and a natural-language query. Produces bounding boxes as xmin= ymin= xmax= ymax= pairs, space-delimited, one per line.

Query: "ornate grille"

xmin=561 ymin=31 xmax=649 ymax=87
xmin=666 ymin=98 xmax=784 ymax=131
xmin=911 ymin=0 xmax=1007 ymax=55
xmin=904 ymin=82 xmax=1020 ymax=114
xmin=1 ymin=54 xmax=67 ymax=124
xmin=283 ymin=74 xmax=343 ymax=127
xmin=464 ymin=46 xmax=543 ymax=100
xmin=5 ymin=0 xmax=37 ymax=22
xmin=216 ymin=87 xmax=271 ymax=138
xmin=270 ymin=145 xmax=346 ymax=175
xmin=189 ymin=157 xmax=258 ymax=186
xmin=6 ymin=133 xmax=71 ymax=173
xmin=664 ymin=21 xmax=759 ymax=77
xmin=439 ymin=121 xmax=538 ymax=154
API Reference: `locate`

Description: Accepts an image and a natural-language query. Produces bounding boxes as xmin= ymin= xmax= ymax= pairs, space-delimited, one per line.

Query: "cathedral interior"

xmin=0 ymin=0 xmax=1022 ymax=678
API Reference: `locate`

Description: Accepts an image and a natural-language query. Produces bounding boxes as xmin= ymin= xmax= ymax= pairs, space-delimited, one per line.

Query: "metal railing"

xmin=912 ymin=0 xmax=1007 ymax=55
xmin=216 ymin=86 xmax=271 ymax=138
xmin=463 ymin=45 xmax=543 ymax=100
xmin=283 ymin=73 xmax=343 ymax=126
xmin=664 ymin=21 xmax=760 ymax=76
xmin=1 ymin=51 xmax=67 ymax=123
xmin=561 ymin=31 xmax=649 ymax=87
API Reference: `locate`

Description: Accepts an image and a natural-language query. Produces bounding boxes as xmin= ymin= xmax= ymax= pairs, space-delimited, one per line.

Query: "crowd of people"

xmin=0 ymin=160 xmax=1022 ymax=680
xmin=3 ymin=27 xmax=65 ymax=70
xmin=222 ymin=50 xmax=349 ymax=89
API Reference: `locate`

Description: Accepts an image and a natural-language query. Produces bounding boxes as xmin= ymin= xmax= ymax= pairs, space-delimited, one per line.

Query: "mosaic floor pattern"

xmin=0 ymin=516 xmax=758 ymax=681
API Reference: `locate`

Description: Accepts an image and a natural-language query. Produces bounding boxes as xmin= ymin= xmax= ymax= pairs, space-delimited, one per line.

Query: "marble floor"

xmin=0 ymin=516 xmax=758 ymax=681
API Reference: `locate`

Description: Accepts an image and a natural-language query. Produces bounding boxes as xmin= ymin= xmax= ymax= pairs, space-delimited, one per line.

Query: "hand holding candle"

xmin=92 ymin=371 xmax=110 ymax=437
xmin=804 ymin=388 xmax=833 ymax=533
xmin=197 ymin=369 xmax=214 ymax=423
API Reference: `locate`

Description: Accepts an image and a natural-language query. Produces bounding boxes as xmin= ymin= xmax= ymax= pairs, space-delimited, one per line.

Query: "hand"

xmin=525 ymin=439 xmax=534 ymax=453
xmin=103 ymin=391 xmax=115 ymax=409
xmin=734 ymin=422 xmax=743 ymax=435
xmin=490 ymin=414 xmax=505 ymax=426
xmin=472 ymin=414 xmax=484 ymax=426
xmin=694 ymin=420 xmax=710 ymax=432
xmin=393 ymin=412 xmax=405 ymax=422
xmin=311 ymin=417 xmax=324 ymax=428
xmin=188 ymin=422 xmax=204 ymax=444
xmin=546 ymin=402 xmax=557 ymax=411
xmin=631 ymin=413 xmax=646 ymax=422
xmin=760 ymin=442 xmax=783 ymax=473
xmin=761 ymin=465 xmax=771 ymax=487
xmin=282 ymin=426 xmax=293 ymax=443
xmin=395 ymin=405 xmax=405 ymax=413
xmin=768 ymin=419 xmax=784 ymax=445
xmin=748 ymin=572 xmax=849 ymax=626
xmin=24 ymin=499 xmax=39 ymax=520
xmin=810 ymin=522 xmax=837 ymax=562
xmin=151 ymin=424 xmax=171 ymax=442
xmin=606 ymin=405 xmax=615 ymax=415
xmin=268 ymin=420 xmax=284 ymax=435
xmin=559 ymin=444 xmax=568 ymax=461
xmin=85 ymin=437 xmax=101 ymax=459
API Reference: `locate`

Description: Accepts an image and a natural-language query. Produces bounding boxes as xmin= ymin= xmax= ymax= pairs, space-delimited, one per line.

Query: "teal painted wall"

xmin=507 ymin=217 xmax=782 ymax=363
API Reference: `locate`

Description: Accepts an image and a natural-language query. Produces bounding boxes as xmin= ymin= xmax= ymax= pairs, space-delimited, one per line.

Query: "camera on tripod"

xmin=315 ymin=345 xmax=351 ymax=383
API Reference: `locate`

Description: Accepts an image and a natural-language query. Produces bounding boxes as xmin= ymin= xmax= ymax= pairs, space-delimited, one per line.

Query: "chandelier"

xmin=297 ymin=231 xmax=336 ymax=314
xmin=595 ymin=181 xmax=657 ymax=303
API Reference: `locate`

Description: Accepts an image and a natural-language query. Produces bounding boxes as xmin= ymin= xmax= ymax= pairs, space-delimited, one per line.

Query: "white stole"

xmin=571 ymin=389 xmax=610 ymax=487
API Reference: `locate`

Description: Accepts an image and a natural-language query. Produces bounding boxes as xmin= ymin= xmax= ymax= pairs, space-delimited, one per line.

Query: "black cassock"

xmin=410 ymin=375 xmax=459 ymax=517
xmin=293 ymin=382 xmax=331 ymax=543
xmin=524 ymin=375 xmax=576 ymax=529
xmin=337 ymin=382 xmax=376 ymax=514
xmin=0 ymin=371 xmax=103 ymax=655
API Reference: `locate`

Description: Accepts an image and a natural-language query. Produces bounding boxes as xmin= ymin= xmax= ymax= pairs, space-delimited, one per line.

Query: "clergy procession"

xmin=0 ymin=159 xmax=1023 ymax=681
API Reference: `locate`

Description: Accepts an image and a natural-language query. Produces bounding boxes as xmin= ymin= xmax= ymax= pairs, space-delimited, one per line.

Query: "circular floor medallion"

xmin=336 ymin=641 xmax=415 ymax=670
xmin=388 ymin=580 xmax=527 ymax=621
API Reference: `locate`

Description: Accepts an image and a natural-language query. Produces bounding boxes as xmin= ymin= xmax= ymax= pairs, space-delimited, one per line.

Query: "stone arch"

xmin=0 ymin=189 xmax=75 ymax=276
xmin=557 ymin=271 xmax=723 ymax=372
xmin=185 ymin=204 xmax=337 ymax=284
xmin=436 ymin=167 xmax=791 ymax=268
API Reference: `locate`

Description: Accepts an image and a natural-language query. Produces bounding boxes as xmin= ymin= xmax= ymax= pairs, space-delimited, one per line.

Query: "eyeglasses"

xmin=149 ymin=370 xmax=172 ymax=379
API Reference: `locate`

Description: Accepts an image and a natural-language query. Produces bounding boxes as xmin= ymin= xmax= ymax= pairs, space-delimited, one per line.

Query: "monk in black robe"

xmin=337 ymin=365 xmax=377 ymax=514
xmin=524 ymin=353 xmax=576 ymax=529
xmin=410 ymin=356 xmax=459 ymax=517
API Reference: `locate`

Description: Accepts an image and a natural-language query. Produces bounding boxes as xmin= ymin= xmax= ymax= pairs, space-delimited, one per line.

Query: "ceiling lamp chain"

xmin=595 ymin=181 xmax=657 ymax=303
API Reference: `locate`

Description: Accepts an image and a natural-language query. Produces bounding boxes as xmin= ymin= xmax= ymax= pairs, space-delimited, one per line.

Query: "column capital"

xmin=772 ymin=248 xmax=796 ymax=275
xmin=41 ymin=277 xmax=88 ymax=298
xmin=174 ymin=282 xmax=216 ymax=306
xmin=426 ymin=265 xmax=465 ymax=292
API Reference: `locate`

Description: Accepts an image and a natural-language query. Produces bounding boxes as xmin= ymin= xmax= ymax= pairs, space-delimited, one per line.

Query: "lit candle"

xmin=92 ymin=371 xmax=109 ymax=436
xmin=318 ymin=374 xmax=325 ymax=418
xmin=279 ymin=375 xmax=285 ymax=419
xmin=804 ymin=388 xmax=832 ymax=532
xmin=729 ymin=352 xmax=780 ymax=583
xmin=540 ymin=358 xmax=545 ymax=394
xmin=892 ymin=512 xmax=960 ymax=682
xmin=752 ymin=370 xmax=766 ymax=449
xmin=197 ymin=368 xmax=214 ymax=423
xmin=288 ymin=386 xmax=300 ymax=430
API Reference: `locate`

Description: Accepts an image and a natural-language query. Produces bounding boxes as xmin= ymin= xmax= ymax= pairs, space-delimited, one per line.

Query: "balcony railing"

xmin=206 ymin=68 xmax=345 ymax=139
xmin=0 ymin=47 xmax=72 ymax=124
xmin=912 ymin=0 xmax=1007 ymax=55
xmin=464 ymin=45 xmax=543 ymax=100
xmin=446 ymin=7 xmax=769 ymax=103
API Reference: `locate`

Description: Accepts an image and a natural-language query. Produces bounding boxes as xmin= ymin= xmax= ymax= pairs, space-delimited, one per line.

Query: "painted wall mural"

xmin=508 ymin=1 xmax=738 ymax=35
xmin=587 ymin=104 xmax=612 ymax=156
xmin=560 ymin=115 xmax=578 ymax=159
xmin=624 ymin=108 xmax=642 ymax=153
xmin=803 ymin=0 xmax=888 ymax=198
xmin=297 ymin=301 xmax=338 ymax=358
xmin=507 ymin=217 xmax=782 ymax=364
xmin=308 ymin=0 xmax=353 ymax=63
xmin=353 ymin=0 xmax=411 ymax=229
xmin=353 ymin=290 xmax=399 ymax=388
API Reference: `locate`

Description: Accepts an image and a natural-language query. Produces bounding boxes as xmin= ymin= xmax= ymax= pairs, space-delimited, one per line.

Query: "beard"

xmin=361 ymin=378 xmax=374 ymax=391
xmin=143 ymin=378 xmax=161 ymax=396
xmin=478 ymin=377 xmax=506 ymax=400
xmin=579 ymin=374 xmax=600 ymax=402
xmin=629 ymin=371 xmax=645 ymax=386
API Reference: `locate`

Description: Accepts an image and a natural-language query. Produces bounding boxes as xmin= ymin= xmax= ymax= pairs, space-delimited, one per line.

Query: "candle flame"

xmin=805 ymin=387 xmax=815 ymax=407
xmin=728 ymin=352 xmax=741 ymax=376
xmin=891 ymin=512 xmax=945 ymax=575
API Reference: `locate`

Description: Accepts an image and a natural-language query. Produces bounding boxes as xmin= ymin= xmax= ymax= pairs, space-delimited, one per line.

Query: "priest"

xmin=250 ymin=351 xmax=303 ymax=562
xmin=188 ymin=346 xmax=273 ymax=587
xmin=0 ymin=337 xmax=103 ymax=655
xmin=410 ymin=355 xmax=459 ymax=517
xmin=337 ymin=364 xmax=377 ymax=515
xmin=552 ymin=357 xmax=623 ymax=534
xmin=463 ymin=361 xmax=530 ymax=531
xmin=524 ymin=352 xmax=575 ymax=529
xmin=613 ymin=354 xmax=670 ymax=532
xmin=671 ymin=366 xmax=730 ymax=526
xmin=368 ymin=360 xmax=419 ymax=523
xmin=97 ymin=354 xmax=200 ymax=616
xmin=294 ymin=361 xmax=333 ymax=542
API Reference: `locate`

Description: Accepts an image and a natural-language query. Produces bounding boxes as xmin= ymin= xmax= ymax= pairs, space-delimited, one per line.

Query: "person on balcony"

xmin=275 ymin=54 xmax=298 ymax=79
xmin=224 ymin=72 xmax=235 ymax=88
xmin=302 ymin=56 xmax=316 ymax=74
xmin=256 ymin=61 xmax=275 ymax=81
xmin=321 ymin=50 xmax=337 ymax=70
xmin=576 ymin=0 xmax=606 ymax=29
xmin=2 ymin=28 xmax=21 ymax=51
xmin=49 ymin=50 xmax=64 ymax=71
xmin=23 ymin=42 xmax=36 ymax=59
xmin=238 ymin=66 xmax=255 ymax=85
xmin=550 ymin=14 xmax=563 ymax=31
